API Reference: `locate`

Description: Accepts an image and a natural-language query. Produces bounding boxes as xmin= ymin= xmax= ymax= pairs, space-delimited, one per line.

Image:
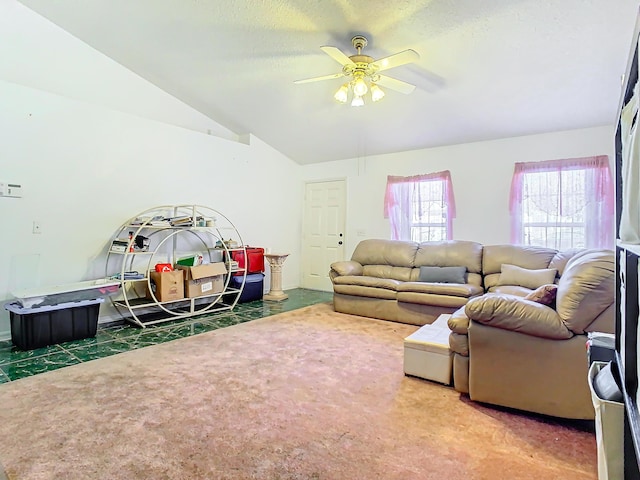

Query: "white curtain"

xmin=384 ymin=171 xmax=456 ymax=241
xmin=619 ymin=85 xmax=640 ymax=244
xmin=509 ymin=156 xmax=614 ymax=249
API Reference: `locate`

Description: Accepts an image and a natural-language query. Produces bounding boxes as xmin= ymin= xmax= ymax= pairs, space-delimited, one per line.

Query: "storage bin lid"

xmin=11 ymin=279 xmax=119 ymax=308
xmin=233 ymin=273 xmax=264 ymax=285
xmin=4 ymin=298 xmax=105 ymax=314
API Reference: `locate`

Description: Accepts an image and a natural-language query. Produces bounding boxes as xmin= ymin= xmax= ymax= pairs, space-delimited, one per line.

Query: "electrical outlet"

xmin=32 ymin=221 xmax=42 ymax=234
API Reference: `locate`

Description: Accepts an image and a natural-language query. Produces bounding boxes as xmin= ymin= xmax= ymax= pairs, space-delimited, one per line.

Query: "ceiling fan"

xmin=294 ymin=35 xmax=420 ymax=107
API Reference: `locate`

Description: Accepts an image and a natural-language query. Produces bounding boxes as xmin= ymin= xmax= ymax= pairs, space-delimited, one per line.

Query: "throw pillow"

xmin=419 ymin=266 xmax=467 ymax=283
xmin=497 ymin=264 xmax=557 ymax=290
xmin=524 ymin=284 xmax=558 ymax=307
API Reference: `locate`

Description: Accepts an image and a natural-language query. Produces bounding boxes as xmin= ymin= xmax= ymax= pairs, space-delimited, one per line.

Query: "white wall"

xmin=301 ymin=126 xmax=616 ymax=259
xmin=0 ymin=1 xmax=237 ymax=141
xmin=0 ymin=2 xmax=302 ymax=338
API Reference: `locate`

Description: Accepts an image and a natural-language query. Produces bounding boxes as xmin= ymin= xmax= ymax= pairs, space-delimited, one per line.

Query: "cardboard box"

xmin=148 ymin=270 xmax=184 ymax=302
xmin=177 ymin=262 xmax=227 ymax=298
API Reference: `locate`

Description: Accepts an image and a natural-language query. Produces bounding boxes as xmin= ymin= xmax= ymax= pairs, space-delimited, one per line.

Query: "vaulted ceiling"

xmin=18 ymin=0 xmax=640 ymax=164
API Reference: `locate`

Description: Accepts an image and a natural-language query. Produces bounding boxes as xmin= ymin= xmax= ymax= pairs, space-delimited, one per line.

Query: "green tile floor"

xmin=0 ymin=288 xmax=333 ymax=383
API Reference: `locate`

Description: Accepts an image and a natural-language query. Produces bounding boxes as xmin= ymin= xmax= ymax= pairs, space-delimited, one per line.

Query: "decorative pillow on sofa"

xmin=497 ymin=264 xmax=557 ymax=290
xmin=524 ymin=284 xmax=558 ymax=307
xmin=419 ymin=266 xmax=467 ymax=283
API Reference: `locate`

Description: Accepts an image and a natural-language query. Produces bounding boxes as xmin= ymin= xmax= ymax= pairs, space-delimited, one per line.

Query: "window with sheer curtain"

xmin=509 ymin=156 xmax=614 ymax=249
xmin=384 ymin=171 xmax=456 ymax=241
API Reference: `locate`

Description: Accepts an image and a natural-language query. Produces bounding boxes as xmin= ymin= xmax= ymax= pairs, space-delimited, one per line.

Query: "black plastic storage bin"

xmin=231 ymin=273 xmax=264 ymax=303
xmin=4 ymin=298 xmax=103 ymax=350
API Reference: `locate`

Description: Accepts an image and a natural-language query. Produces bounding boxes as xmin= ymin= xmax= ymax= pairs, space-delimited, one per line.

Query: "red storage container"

xmin=232 ymin=247 xmax=265 ymax=275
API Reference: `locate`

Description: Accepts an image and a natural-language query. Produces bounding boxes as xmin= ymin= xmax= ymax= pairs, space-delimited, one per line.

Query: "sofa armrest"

xmin=447 ymin=307 xmax=469 ymax=334
xmin=330 ymin=260 xmax=364 ymax=278
xmin=465 ymin=293 xmax=573 ymax=340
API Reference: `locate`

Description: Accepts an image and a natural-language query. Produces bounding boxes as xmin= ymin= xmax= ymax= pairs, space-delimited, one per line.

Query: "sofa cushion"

xmin=333 ymin=284 xmax=398 ymax=300
xmin=397 ymin=292 xmax=470 ymax=308
xmin=497 ymin=264 xmax=557 ymax=290
xmin=398 ymin=282 xmax=483 ymax=297
xmin=414 ymin=240 xmax=483 ymax=273
xmin=332 ymin=275 xmax=401 ymax=290
xmin=482 ymin=244 xmax=557 ymax=278
xmin=351 ymin=239 xmax=418 ymax=268
xmin=465 ymin=293 xmax=573 ymax=340
xmin=524 ymin=284 xmax=558 ymax=307
xmin=418 ymin=266 xmax=467 ymax=283
xmin=556 ymin=249 xmax=615 ymax=334
xmin=449 ymin=332 xmax=469 ymax=356
xmin=487 ymin=284 xmax=533 ymax=297
xmin=362 ymin=265 xmax=414 ymax=282
xmin=548 ymin=249 xmax=585 ymax=276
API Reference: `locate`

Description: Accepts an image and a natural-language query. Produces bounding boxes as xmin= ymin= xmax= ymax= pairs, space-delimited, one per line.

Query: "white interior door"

xmin=302 ymin=180 xmax=346 ymax=291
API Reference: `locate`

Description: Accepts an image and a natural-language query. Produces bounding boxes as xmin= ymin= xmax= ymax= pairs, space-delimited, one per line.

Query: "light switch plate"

xmin=0 ymin=182 xmax=22 ymax=198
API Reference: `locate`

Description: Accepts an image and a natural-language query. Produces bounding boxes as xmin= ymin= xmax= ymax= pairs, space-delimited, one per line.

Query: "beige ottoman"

xmin=403 ymin=314 xmax=453 ymax=385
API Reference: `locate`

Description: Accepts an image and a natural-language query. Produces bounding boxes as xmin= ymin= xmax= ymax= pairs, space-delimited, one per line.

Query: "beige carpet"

xmin=0 ymin=303 xmax=596 ymax=480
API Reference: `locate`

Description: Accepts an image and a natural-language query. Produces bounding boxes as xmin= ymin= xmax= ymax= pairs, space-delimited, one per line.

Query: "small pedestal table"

xmin=264 ymin=253 xmax=290 ymax=301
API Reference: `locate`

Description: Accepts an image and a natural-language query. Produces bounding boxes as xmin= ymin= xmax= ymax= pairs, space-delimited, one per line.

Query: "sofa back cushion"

xmin=351 ymin=239 xmax=418 ymax=268
xmin=556 ymin=249 xmax=615 ymax=334
xmin=549 ymin=248 xmax=585 ymax=276
xmin=413 ymin=240 xmax=483 ymax=273
xmin=483 ymin=245 xmax=558 ymax=289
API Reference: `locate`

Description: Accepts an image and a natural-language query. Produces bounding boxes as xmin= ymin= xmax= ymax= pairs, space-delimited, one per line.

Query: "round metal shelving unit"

xmin=105 ymin=205 xmax=246 ymax=327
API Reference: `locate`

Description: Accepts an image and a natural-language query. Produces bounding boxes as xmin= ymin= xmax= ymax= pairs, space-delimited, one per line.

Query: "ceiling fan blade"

xmin=370 ymin=49 xmax=420 ymax=72
xmin=294 ymin=72 xmax=346 ymax=84
xmin=376 ymin=75 xmax=416 ymax=94
xmin=320 ymin=46 xmax=355 ymax=66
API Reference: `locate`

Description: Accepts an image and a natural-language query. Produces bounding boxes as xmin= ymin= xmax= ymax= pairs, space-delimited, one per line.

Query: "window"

xmin=384 ymin=171 xmax=456 ymax=241
xmin=509 ymin=156 xmax=614 ymax=249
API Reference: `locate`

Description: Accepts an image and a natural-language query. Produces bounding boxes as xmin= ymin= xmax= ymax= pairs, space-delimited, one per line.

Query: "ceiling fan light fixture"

xmin=334 ymin=84 xmax=349 ymax=103
xmin=295 ymin=35 xmax=419 ymax=107
xmin=351 ymin=95 xmax=364 ymax=107
xmin=352 ymin=76 xmax=368 ymax=96
xmin=370 ymin=83 xmax=385 ymax=102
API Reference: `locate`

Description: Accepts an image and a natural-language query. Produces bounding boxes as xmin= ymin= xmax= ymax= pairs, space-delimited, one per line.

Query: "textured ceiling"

xmin=17 ymin=0 xmax=640 ymax=164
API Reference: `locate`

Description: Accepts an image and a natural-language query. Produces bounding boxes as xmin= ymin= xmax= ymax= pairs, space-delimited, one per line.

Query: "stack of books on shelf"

xmin=168 ymin=216 xmax=193 ymax=227
xmin=131 ymin=215 xmax=171 ymax=227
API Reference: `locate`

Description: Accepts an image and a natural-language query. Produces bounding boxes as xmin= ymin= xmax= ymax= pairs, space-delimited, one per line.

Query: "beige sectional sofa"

xmin=330 ymin=239 xmax=484 ymax=325
xmin=330 ymin=239 xmax=615 ymax=419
